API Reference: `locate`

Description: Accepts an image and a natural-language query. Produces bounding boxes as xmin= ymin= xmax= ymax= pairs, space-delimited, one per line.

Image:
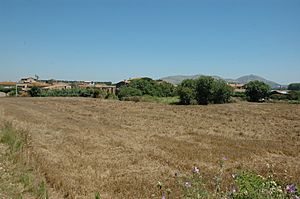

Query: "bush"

xmin=233 ymin=92 xmax=246 ymax=98
xmin=245 ymin=81 xmax=270 ymax=102
xmin=118 ymin=78 xmax=176 ymax=98
xmin=211 ymin=79 xmax=233 ymax=104
xmin=287 ymin=91 xmax=300 ymax=101
xmin=270 ymin=94 xmax=288 ymax=101
xmin=105 ymin=93 xmax=118 ymax=100
xmin=195 ymin=76 xmax=215 ymax=105
xmin=28 ymin=86 xmax=42 ymax=97
xmin=0 ymin=86 xmax=14 ymax=94
xmin=117 ymin=86 xmax=142 ymax=99
xmin=288 ymin=83 xmax=300 ymax=91
xmin=177 ymin=86 xmax=196 ymax=105
xmin=92 ymin=89 xmax=106 ymax=98
xmin=177 ymin=77 xmax=233 ymax=105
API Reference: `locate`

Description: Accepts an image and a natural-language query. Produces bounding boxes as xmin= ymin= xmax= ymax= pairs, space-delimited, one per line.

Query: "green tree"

xmin=245 ymin=81 xmax=270 ymax=102
xmin=117 ymin=86 xmax=142 ymax=99
xmin=288 ymin=83 xmax=300 ymax=91
xmin=156 ymin=81 xmax=176 ymax=97
xmin=177 ymin=86 xmax=196 ymax=105
xmin=28 ymin=86 xmax=42 ymax=97
xmin=129 ymin=79 xmax=157 ymax=96
xmin=195 ymin=76 xmax=214 ymax=105
xmin=211 ymin=80 xmax=233 ymax=104
xmin=177 ymin=79 xmax=197 ymax=105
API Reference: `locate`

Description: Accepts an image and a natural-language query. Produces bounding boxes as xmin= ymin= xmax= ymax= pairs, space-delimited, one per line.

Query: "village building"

xmin=19 ymin=77 xmax=37 ymax=84
xmin=43 ymin=83 xmax=72 ymax=90
xmin=228 ymin=83 xmax=245 ymax=92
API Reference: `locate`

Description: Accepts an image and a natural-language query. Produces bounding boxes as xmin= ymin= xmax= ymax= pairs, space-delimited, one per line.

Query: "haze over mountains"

xmin=160 ymin=74 xmax=282 ymax=88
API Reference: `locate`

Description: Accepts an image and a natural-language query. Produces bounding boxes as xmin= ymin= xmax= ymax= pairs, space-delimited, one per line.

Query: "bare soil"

xmin=0 ymin=97 xmax=299 ymax=198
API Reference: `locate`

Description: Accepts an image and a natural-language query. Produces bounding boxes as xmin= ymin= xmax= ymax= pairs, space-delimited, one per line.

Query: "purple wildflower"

xmin=161 ymin=195 xmax=166 ymax=199
xmin=286 ymin=184 xmax=297 ymax=193
xmin=222 ymin=157 xmax=228 ymax=161
xmin=184 ymin=181 xmax=192 ymax=188
xmin=192 ymin=166 xmax=200 ymax=174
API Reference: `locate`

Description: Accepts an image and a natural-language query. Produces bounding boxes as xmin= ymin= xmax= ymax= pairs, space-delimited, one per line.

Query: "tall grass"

xmin=0 ymin=122 xmax=49 ymax=198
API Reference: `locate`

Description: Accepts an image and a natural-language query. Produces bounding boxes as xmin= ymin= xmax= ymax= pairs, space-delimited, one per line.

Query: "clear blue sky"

xmin=1 ymin=0 xmax=299 ymax=84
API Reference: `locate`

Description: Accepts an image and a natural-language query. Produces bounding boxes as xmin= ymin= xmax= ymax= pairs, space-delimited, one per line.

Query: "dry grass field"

xmin=0 ymin=97 xmax=299 ymax=198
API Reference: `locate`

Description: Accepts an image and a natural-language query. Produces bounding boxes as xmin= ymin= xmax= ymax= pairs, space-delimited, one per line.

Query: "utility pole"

xmin=15 ymin=82 xmax=18 ymax=97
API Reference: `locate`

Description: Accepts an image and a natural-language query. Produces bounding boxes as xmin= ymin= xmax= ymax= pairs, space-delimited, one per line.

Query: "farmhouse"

xmin=43 ymin=83 xmax=71 ymax=90
xmin=228 ymin=83 xmax=245 ymax=92
xmin=20 ymin=77 xmax=37 ymax=84
xmin=79 ymin=83 xmax=116 ymax=94
xmin=95 ymin=84 xmax=116 ymax=94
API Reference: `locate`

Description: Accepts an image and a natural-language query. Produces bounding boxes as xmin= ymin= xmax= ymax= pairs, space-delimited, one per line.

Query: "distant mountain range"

xmin=160 ymin=74 xmax=282 ymax=88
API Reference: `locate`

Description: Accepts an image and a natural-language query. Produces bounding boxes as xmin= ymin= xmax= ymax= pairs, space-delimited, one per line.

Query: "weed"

xmin=0 ymin=122 xmax=23 ymax=153
xmin=95 ymin=192 xmax=101 ymax=199
xmin=36 ymin=181 xmax=48 ymax=199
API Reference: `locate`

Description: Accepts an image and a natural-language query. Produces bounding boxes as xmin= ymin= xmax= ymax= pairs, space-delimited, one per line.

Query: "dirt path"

xmin=0 ymin=97 xmax=299 ymax=198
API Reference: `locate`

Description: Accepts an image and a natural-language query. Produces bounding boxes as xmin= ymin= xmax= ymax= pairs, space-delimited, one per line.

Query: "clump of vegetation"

xmin=288 ymin=83 xmax=300 ymax=91
xmin=0 ymin=122 xmax=24 ymax=153
xmin=95 ymin=192 xmax=101 ymax=199
xmin=28 ymin=87 xmax=114 ymax=99
xmin=245 ymin=80 xmax=270 ymax=102
xmin=0 ymin=86 xmax=15 ymax=94
xmin=117 ymin=78 xmax=176 ymax=100
xmin=0 ymin=122 xmax=51 ymax=198
xmin=28 ymin=86 xmax=42 ymax=97
xmin=287 ymin=91 xmax=300 ymax=101
xmin=118 ymin=86 xmax=143 ymax=99
xmin=177 ymin=76 xmax=233 ymax=105
xmin=156 ymin=159 xmax=299 ymax=199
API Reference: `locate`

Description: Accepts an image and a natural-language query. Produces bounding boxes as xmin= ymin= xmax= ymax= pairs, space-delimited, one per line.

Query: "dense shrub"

xmin=245 ymin=81 xmax=270 ymax=102
xmin=270 ymin=94 xmax=288 ymax=101
xmin=177 ymin=77 xmax=233 ymax=105
xmin=211 ymin=79 xmax=233 ymax=104
xmin=195 ymin=76 xmax=215 ymax=105
xmin=177 ymin=86 xmax=196 ymax=105
xmin=28 ymin=86 xmax=42 ymax=97
xmin=117 ymin=78 xmax=176 ymax=99
xmin=287 ymin=91 xmax=300 ymax=101
xmin=0 ymin=86 xmax=14 ymax=94
xmin=232 ymin=92 xmax=246 ymax=98
xmin=288 ymin=83 xmax=300 ymax=91
xmin=105 ymin=93 xmax=118 ymax=100
xmin=91 ymin=89 xmax=106 ymax=98
xmin=38 ymin=88 xmax=108 ymax=98
xmin=117 ymin=86 xmax=142 ymax=99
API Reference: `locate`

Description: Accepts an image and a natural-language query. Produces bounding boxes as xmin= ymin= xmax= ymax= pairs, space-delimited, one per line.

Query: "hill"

xmin=160 ymin=74 xmax=281 ymax=88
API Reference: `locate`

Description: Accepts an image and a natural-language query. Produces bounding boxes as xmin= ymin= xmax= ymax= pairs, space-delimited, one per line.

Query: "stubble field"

xmin=0 ymin=97 xmax=299 ymax=198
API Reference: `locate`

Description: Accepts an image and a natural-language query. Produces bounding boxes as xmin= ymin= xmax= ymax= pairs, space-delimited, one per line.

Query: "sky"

xmin=0 ymin=0 xmax=299 ymax=84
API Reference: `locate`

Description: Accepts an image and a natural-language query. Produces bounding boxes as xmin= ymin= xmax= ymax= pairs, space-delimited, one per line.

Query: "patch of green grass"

xmin=0 ymin=122 xmax=23 ymax=153
xmin=36 ymin=181 xmax=48 ymax=199
xmin=0 ymin=122 xmax=50 ymax=199
xmin=95 ymin=192 xmax=101 ymax=199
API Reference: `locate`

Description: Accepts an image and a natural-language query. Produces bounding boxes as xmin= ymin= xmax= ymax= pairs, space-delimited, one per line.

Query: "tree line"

xmin=8 ymin=77 xmax=300 ymax=103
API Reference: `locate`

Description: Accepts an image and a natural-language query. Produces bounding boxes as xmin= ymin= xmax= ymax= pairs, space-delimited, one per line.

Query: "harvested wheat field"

xmin=0 ymin=97 xmax=299 ymax=198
